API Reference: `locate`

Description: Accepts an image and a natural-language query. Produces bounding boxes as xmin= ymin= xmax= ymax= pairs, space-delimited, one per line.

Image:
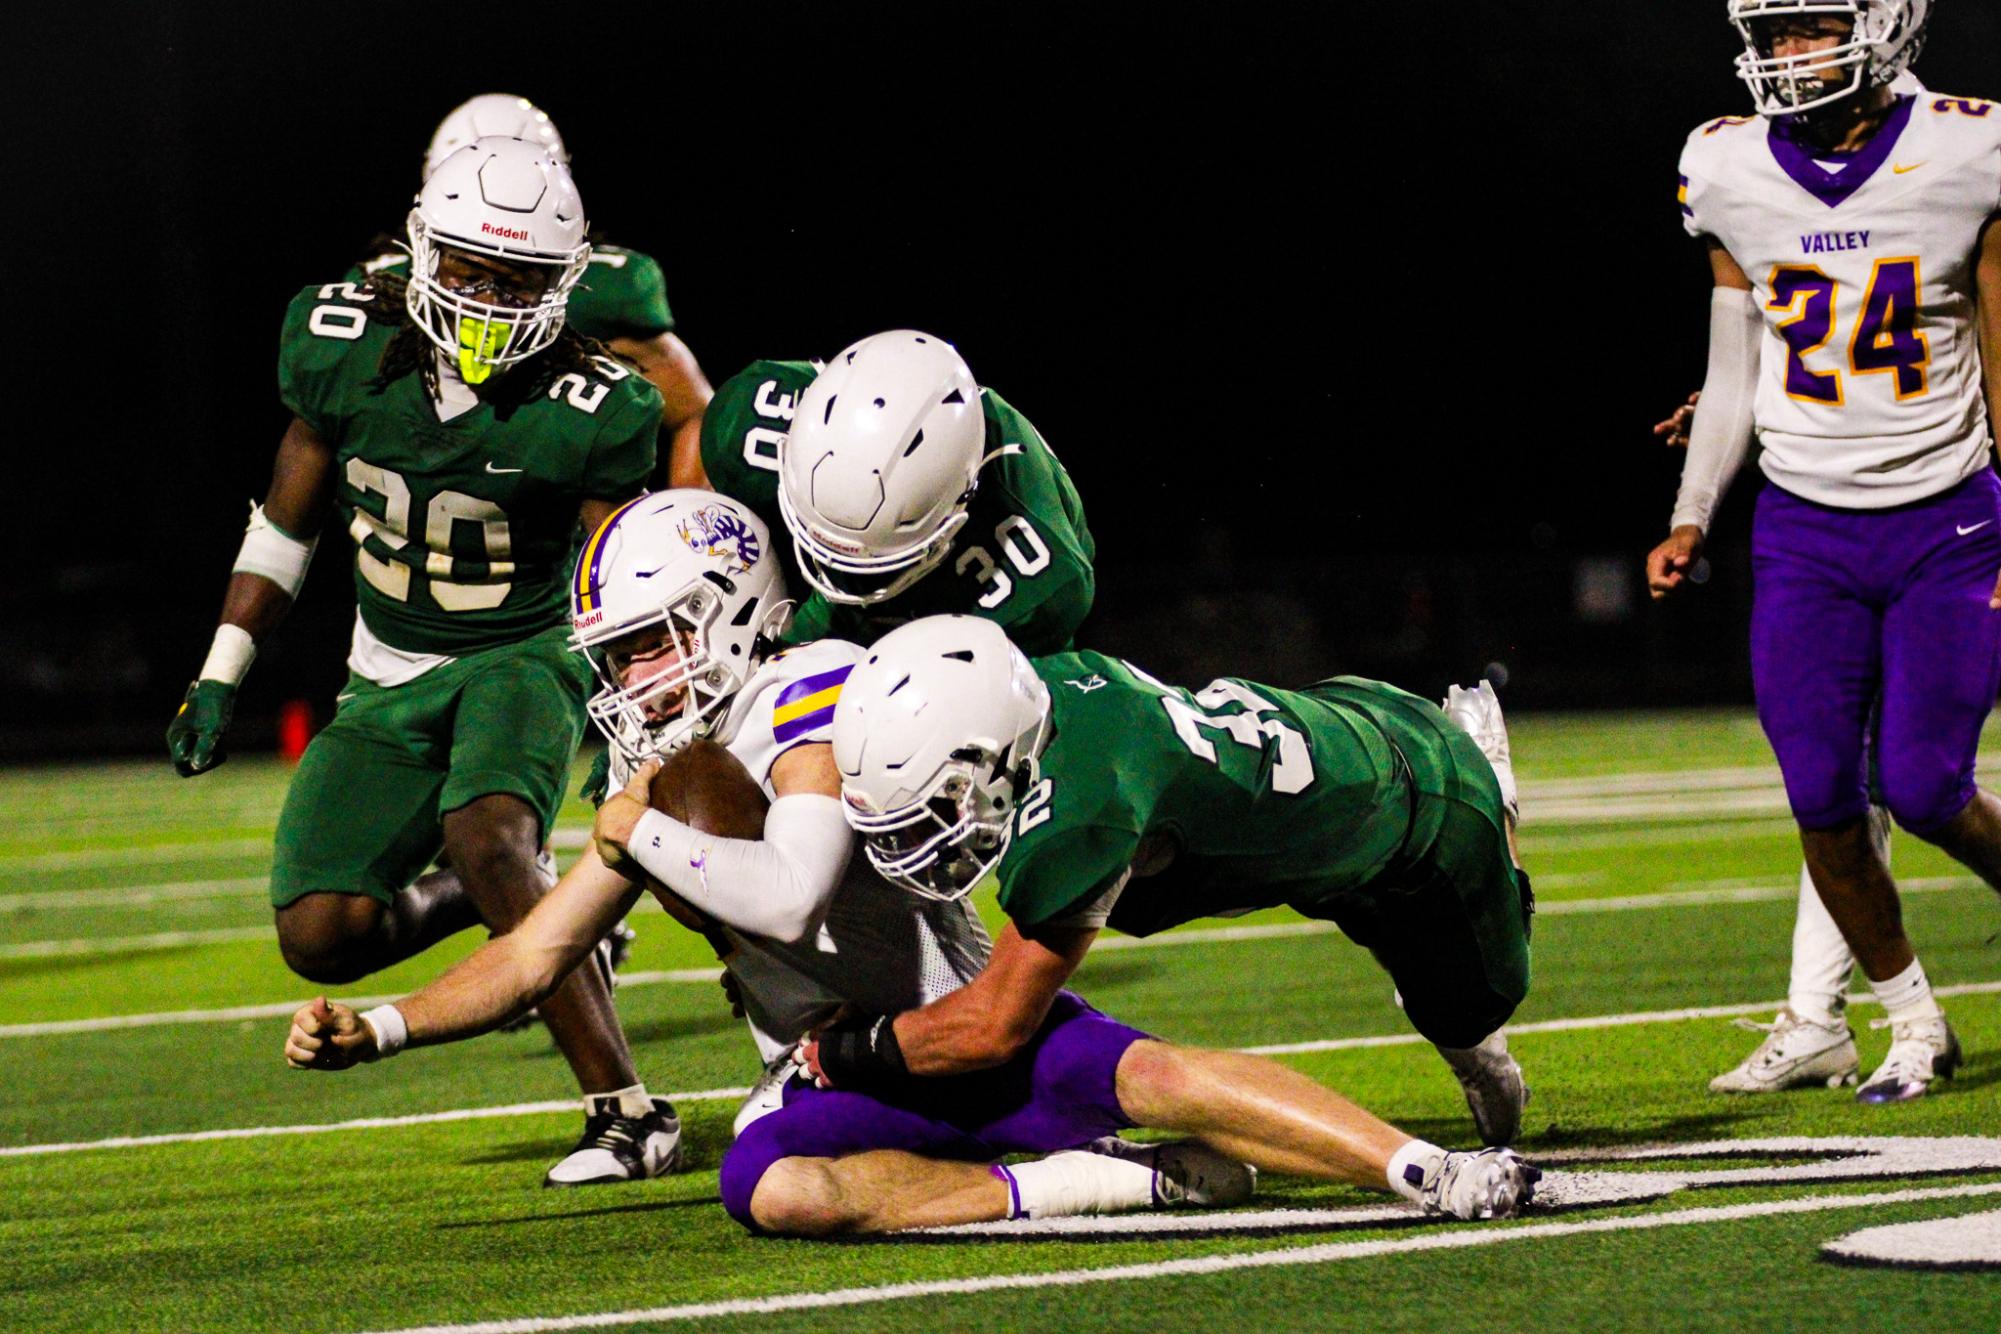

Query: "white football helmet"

xmin=1728 ymin=0 xmax=1930 ymax=117
xmin=405 ymin=136 xmax=590 ymax=381
xmin=777 ymin=331 xmax=985 ymax=607
xmin=832 ymin=616 xmax=1051 ymax=900
xmin=571 ymin=490 xmax=793 ymax=766
xmin=424 ymin=93 xmax=568 ymax=181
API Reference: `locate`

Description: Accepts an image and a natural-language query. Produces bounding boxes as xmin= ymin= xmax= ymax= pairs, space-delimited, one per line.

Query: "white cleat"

xmin=1087 ymin=1137 xmax=1257 ymax=1208
xmin=734 ymin=1052 xmax=804 ymax=1138
xmin=1856 ymin=1015 xmax=1961 ymax=1105
xmin=1710 ymin=1008 xmax=1859 ymax=1094
xmin=1442 ymin=681 xmax=1518 ymax=826
xmin=1437 ymin=1030 xmax=1530 ymax=1145
xmin=1421 ymin=1147 xmax=1539 ymax=1220
xmin=543 ymin=1095 xmax=683 ymax=1187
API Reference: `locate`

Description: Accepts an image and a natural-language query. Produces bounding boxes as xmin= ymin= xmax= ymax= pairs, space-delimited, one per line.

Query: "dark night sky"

xmin=9 ymin=2 xmax=2001 ymax=754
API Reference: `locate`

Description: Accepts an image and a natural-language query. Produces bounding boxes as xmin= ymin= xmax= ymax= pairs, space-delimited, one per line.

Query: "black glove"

xmin=166 ymin=680 xmax=237 ymax=777
xmin=815 ymin=1011 xmax=909 ymax=1091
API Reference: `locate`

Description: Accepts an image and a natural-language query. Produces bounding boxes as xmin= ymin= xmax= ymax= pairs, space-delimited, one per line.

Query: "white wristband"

xmin=233 ymin=501 xmax=319 ymax=598
xmin=359 ymin=1004 xmax=408 ymax=1060
xmin=198 ymin=624 xmax=257 ymax=686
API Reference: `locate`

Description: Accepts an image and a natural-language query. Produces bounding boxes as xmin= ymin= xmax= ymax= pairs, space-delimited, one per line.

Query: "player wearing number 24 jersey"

xmin=1651 ymin=1 xmax=2001 ymax=1108
xmin=167 ymin=136 xmax=682 ymax=1187
xmin=693 ymin=332 xmax=1096 ymax=653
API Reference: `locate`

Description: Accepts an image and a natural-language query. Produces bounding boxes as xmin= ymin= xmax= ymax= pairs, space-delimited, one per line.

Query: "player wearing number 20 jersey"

xmin=698 ymin=350 xmax=1096 ymax=654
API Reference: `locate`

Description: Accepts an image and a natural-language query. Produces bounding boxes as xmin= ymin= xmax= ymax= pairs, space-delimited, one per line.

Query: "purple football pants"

xmin=1751 ymin=470 xmax=2001 ymax=834
xmin=719 ymin=991 xmax=1148 ymax=1230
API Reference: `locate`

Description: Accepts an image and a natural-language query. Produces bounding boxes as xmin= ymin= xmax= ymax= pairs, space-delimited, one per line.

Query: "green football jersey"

xmin=278 ymin=280 xmax=661 ymax=656
xmin=995 ymin=654 xmax=1494 ymax=934
xmin=699 ymin=359 xmax=1096 ymax=653
xmin=348 ymin=241 xmax=675 ymax=342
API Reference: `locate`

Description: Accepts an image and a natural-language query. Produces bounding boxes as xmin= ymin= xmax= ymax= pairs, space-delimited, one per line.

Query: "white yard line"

xmin=0 ymin=839 xmax=271 ymax=872
xmin=0 ymin=1087 xmax=751 ymax=1160
xmin=345 ymin=1182 xmax=2001 ymax=1334
xmin=0 ymin=926 xmax=270 ymax=960
xmin=8 ymin=980 xmax=2000 ymax=1158
xmin=4 ymin=874 xmax=1992 ymax=1033
xmin=0 ymin=876 xmax=270 ymax=913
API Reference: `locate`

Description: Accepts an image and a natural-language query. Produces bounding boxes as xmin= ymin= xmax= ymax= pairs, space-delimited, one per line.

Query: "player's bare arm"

xmin=1976 ymin=216 xmax=2001 ymax=606
xmin=1648 ymin=241 xmax=1756 ymax=600
xmin=801 ymin=921 xmax=1095 ymax=1082
xmin=284 ymin=843 xmax=643 ymax=1070
xmin=166 ymin=415 xmax=337 ymax=776
xmin=608 ymin=332 xmax=713 ymax=489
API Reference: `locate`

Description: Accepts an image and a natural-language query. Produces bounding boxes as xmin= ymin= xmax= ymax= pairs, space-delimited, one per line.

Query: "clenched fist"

xmin=284 ymin=997 xmax=378 ymax=1071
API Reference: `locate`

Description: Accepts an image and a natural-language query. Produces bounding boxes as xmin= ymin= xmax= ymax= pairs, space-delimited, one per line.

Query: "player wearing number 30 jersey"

xmin=1652 ymin=1 xmax=2001 ymax=1107
xmin=694 ymin=331 xmax=1095 ymax=653
xmin=168 ymin=136 xmax=682 ymax=1187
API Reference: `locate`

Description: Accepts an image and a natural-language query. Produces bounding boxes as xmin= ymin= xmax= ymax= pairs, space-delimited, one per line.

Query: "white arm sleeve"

xmin=628 ymin=794 xmax=853 ymax=943
xmin=1669 ymin=286 xmax=1763 ymax=534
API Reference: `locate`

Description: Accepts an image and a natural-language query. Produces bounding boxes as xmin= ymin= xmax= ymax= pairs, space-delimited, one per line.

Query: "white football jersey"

xmin=1679 ymin=93 xmax=2001 ymax=509
xmin=612 ymin=638 xmax=991 ymax=1063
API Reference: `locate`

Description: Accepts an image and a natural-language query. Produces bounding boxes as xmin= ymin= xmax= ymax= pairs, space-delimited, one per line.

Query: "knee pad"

xmin=1883 ymin=773 xmax=1976 ymax=838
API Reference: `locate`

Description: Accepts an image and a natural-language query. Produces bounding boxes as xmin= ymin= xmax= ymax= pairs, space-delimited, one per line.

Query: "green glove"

xmin=580 ymin=747 xmax=613 ymax=805
xmin=167 ymin=680 xmax=237 ymax=777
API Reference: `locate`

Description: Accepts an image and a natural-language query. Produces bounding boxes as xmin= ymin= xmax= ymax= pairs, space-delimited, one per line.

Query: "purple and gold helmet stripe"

xmin=574 ymin=497 xmax=647 ymax=614
xmin=772 ymin=665 xmax=853 ymax=745
xmin=1678 ymin=174 xmax=1693 ymax=217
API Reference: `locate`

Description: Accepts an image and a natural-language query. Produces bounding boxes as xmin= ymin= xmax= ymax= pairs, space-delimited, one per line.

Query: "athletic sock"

xmin=1387 ymin=1138 xmax=1447 ymax=1205
xmin=587 ymin=1083 xmax=654 ymax=1119
xmin=992 ymin=1150 xmax=1158 ymax=1219
xmin=1787 ymin=861 xmax=1854 ymax=1027
xmin=1868 ymin=958 xmax=1943 ymax=1026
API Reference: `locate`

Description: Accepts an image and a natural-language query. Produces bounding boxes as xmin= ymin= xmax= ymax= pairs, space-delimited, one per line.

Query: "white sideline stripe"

xmin=0 ymin=926 xmax=269 ymax=959
xmin=11 ymin=980 xmax=2001 ymax=1158
xmin=1242 ymin=979 xmax=2001 ymax=1056
xmin=348 ymin=1182 xmax=2001 ymax=1334
xmin=0 ymin=1087 xmax=751 ymax=1159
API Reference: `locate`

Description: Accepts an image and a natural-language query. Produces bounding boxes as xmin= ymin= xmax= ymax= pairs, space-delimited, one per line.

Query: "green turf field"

xmin=4 ymin=710 xmax=1999 ymax=1332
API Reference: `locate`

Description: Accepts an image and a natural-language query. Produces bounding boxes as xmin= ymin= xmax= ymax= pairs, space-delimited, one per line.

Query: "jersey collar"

xmin=1766 ymin=94 xmax=1916 ymax=209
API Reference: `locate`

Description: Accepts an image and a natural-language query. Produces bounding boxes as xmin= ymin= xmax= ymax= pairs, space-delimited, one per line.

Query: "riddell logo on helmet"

xmin=480 ymin=222 xmax=532 ymax=242
xmin=574 ymin=609 xmax=605 ymax=631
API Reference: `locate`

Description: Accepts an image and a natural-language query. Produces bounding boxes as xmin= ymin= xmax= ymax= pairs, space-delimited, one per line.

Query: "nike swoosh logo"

xmin=1894 ymin=161 xmax=1926 ymax=174
xmin=484 ymin=462 xmax=524 ymax=474
xmin=1957 ymin=521 xmax=1992 ymax=536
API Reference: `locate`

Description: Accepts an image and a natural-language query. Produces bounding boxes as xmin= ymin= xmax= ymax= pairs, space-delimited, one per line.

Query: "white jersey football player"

xmin=1648 ymin=1 xmax=2001 ymax=1102
xmin=282 ymin=491 xmax=1278 ymax=1227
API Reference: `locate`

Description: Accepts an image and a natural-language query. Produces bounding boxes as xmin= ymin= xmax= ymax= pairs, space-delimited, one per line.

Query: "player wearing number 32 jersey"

xmin=818 ymin=616 xmax=1537 ymax=1149
xmin=1651 ymin=1 xmax=2001 ymax=1107
xmin=167 ymin=136 xmax=683 ymax=1187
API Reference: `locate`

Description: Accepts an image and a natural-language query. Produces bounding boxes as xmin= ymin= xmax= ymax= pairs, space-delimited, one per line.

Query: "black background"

xmin=10 ymin=2 xmax=2001 ymax=757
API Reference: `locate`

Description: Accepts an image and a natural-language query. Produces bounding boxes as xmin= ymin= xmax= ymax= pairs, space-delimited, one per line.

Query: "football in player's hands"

xmin=648 ymin=739 xmax=769 ymax=840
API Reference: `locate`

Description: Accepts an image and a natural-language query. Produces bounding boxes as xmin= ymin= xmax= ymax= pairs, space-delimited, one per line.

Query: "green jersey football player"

xmin=688 ymin=332 xmax=1096 ymax=653
xmin=814 ymin=615 xmax=1536 ymax=1148
xmin=350 ymin=95 xmax=713 ymax=484
xmin=166 ymin=135 xmax=681 ymax=1187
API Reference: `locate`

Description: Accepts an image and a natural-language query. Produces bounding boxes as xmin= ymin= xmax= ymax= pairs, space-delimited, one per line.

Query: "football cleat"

xmin=1856 ymin=1015 xmax=1961 ymax=1105
xmin=1087 ymin=1136 xmax=1258 ymax=1209
xmin=1422 ymin=1147 xmax=1539 ymax=1221
xmin=1441 ymin=681 xmax=1519 ymax=826
xmin=1710 ymin=1008 xmax=1858 ymax=1094
xmin=1437 ymin=1030 xmax=1530 ymax=1145
xmin=733 ymin=1052 xmax=804 ymax=1138
xmin=544 ymin=1095 xmax=683 ymax=1187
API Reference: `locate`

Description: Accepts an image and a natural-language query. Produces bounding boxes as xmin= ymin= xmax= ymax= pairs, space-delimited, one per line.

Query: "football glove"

xmin=167 ymin=679 xmax=236 ymax=777
xmin=581 ymin=747 xmax=613 ymax=805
